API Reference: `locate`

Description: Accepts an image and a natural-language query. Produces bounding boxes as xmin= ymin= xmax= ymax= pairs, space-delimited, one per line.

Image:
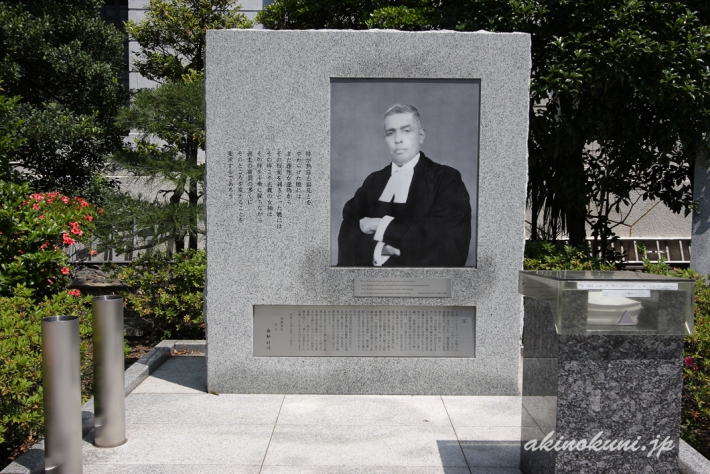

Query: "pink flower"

xmin=62 ymin=234 xmax=76 ymax=245
xmin=48 ymin=279 xmax=54 ymax=285
xmin=98 ymin=208 xmax=104 ymax=214
xmin=61 ymin=266 xmax=70 ymax=275
xmin=67 ymin=289 xmax=81 ymax=297
xmin=85 ymin=214 xmax=93 ymax=222
xmin=62 ymin=196 xmax=70 ymax=204
xmin=69 ymin=222 xmax=83 ymax=236
xmin=685 ymin=356 xmax=694 ymax=368
xmin=32 ymin=203 xmax=39 ymax=210
xmin=90 ymin=249 xmax=97 ymax=256
xmin=39 ymin=215 xmax=44 ymax=219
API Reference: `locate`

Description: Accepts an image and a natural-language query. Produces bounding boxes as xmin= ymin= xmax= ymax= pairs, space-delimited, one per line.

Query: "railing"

xmin=607 ymin=238 xmax=691 ymax=266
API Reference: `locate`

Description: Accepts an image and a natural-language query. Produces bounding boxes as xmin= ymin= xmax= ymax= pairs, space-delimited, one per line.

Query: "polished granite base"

xmin=520 ymin=297 xmax=684 ymax=473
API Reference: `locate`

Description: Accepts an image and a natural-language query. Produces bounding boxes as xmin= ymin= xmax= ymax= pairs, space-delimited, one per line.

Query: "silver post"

xmin=92 ymin=295 xmax=127 ymax=447
xmin=42 ymin=315 xmax=83 ymax=474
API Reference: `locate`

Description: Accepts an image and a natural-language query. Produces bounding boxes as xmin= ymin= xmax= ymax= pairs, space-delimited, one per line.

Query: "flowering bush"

xmin=0 ymin=285 xmax=93 ymax=466
xmin=0 ymin=181 xmax=98 ymax=298
xmin=634 ymin=257 xmax=710 ymax=459
xmin=674 ymin=269 xmax=710 ymax=459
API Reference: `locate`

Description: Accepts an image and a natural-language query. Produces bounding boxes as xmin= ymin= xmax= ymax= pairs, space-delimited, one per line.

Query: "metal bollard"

xmin=42 ymin=315 xmax=83 ymax=474
xmin=92 ymin=295 xmax=127 ymax=447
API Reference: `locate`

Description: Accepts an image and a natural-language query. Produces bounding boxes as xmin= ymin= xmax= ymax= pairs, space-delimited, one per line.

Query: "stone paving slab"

xmin=456 ymin=426 xmax=522 ymax=442
xmin=278 ymin=395 xmax=451 ymax=426
xmin=131 ymin=356 xmax=207 ymax=393
xmin=442 ymin=396 xmax=522 ymax=428
xmin=83 ymin=423 xmax=274 ymax=466
xmin=125 ymin=393 xmax=284 ymax=425
xmin=260 ymin=467 xmax=476 ymax=474
xmin=459 ymin=440 xmax=521 ymax=468
xmin=262 ymin=424 xmax=467 ymax=468
xmin=83 ymin=465 xmax=260 ymax=474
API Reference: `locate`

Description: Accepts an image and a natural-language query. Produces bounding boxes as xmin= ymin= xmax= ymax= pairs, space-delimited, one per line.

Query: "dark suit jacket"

xmin=337 ymin=152 xmax=471 ymax=266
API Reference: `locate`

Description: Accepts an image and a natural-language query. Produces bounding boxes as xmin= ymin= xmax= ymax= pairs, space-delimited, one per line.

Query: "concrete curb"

xmin=679 ymin=439 xmax=710 ymax=474
xmin=1 ymin=340 xmax=206 ymax=474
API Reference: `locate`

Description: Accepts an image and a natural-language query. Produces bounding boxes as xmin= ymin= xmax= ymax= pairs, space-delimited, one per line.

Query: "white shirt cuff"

xmin=373 ymin=215 xmax=394 ymax=242
xmin=373 ymin=241 xmax=390 ymax=266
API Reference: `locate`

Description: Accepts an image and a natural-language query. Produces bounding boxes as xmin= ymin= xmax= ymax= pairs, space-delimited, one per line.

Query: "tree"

xmin=103 ymin=0 xmax=251 ymax=253
xmin=104 ymin=79 xmax=205 ymax=253
xmin=259 ymin=1 xmax=710 ymax=257
xmin=0 ymin=0 xmax=129 ymax=200
xmin=125 ymin=0 xmax=252 ymax=83
xmin=0 ymin=84 xmax=23 ymax=182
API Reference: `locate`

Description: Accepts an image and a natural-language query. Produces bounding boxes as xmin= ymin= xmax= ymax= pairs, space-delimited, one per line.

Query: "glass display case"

xmin=519 ymin=271 xmax=695 ymax=335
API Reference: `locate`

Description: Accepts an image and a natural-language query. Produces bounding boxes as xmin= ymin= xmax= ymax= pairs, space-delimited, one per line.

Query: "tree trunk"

xmin=566 ymin=206 xmax=587 ymax=247
xmin=188 ymin=143 xmax=199 ymax=250
xmin=561 ymin=145 xmax=587 ymax=247
xmin=188 ymin=175 xmax=198 ymax=250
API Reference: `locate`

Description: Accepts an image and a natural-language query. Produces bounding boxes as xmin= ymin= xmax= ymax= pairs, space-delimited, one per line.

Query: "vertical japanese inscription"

xmin=266 ymin=151 xmax=273 ymax=218
xmin=227 ymin=151 xmax=234 ymax=199
xmin=237 ymin=151 xmax=244 ymax=222
xmin=286 ymin=152 xmax=292 ymax=204
xmin=256 ymin=151 xmax=263 ymax=223
xmin=228 ymin=149 xmax=312 ymax=228
xmin=246 ymin=151 xmax=254 ymax=204
xmin=305 ymin=151 xmax=312 ymax=205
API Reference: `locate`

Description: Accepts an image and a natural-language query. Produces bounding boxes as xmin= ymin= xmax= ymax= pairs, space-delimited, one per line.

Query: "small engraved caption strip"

xmin=600 ymin=290 xmax=651 ymax=298
xmin=354 ymin=278 xmax=452 ymax=298
xmin=577 ymin=282 xmax=678 ymax=291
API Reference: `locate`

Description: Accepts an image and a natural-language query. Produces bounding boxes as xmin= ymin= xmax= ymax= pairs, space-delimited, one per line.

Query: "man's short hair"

xmin=384 ymin=104 xmax=422 ymax=129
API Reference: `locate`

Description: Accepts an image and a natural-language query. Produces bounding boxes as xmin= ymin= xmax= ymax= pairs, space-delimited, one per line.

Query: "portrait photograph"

xmin=330 ymin=78 xmax=480 ymax=267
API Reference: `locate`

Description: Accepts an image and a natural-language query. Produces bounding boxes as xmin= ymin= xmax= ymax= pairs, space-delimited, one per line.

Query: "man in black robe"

xmin=337 ymin=104 xmax=471 ymax=267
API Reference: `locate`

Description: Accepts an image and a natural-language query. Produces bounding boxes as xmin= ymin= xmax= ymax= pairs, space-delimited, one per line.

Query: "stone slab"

xmin=459 ymin=440 xmax=521 ymax=468
xmin=172 ymin=340 xmax=206 ymax=352
xmin=83 ymin=466 xmax=260 ymax=474
xmin=82 ymin=423 xmax=274 ymax=466
xmin=456 ymin=426 xmax=522 ymax=442
xmin=204 ymin=29 xmax=531 ymax=395
xmin=260 ymin=468 xmax=477 ymax=474
xmin=131 ymin=356 xmax=206 ymax=394
xmin=124 ymin=393 xmax=284 ymax=424
xmin=441 ymin=396 xmax=522 ymax=428
xmin=277 ymin=395 xmax=449 ymax=426
xmin=124 ymin=345 xmax=171 ymax=394
xmin=262 ymin=424 xmax=466 ymax=467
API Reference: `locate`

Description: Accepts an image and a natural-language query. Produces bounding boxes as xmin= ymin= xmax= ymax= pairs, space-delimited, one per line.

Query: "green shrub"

xmin=642 ymin=257 xmax=710 ymax=459
xmin=0 ymin=286 xmax=92 ymax=461
xmin=114 ymin=249 xmax=205 ymax=338
xmin=524 ymin=240 xmax=616 ymax=271
xmin=0 ymin=181 xmax=98 ymax=298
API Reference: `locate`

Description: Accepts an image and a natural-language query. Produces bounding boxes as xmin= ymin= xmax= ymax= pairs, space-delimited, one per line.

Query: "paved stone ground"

xmin=81 ymin=356 xmax=524 ymax=474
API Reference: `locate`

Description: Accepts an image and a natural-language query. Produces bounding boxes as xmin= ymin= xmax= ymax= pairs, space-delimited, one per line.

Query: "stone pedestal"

xmin=520 ymin=296 xmax=684 ymax=473
xmin=518 ymin=271 xmax=693 ymax=473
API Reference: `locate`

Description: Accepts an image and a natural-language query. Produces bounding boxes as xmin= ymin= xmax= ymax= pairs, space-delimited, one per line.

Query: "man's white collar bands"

xmin=379 ymin=153 xmax=420 ymax=203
